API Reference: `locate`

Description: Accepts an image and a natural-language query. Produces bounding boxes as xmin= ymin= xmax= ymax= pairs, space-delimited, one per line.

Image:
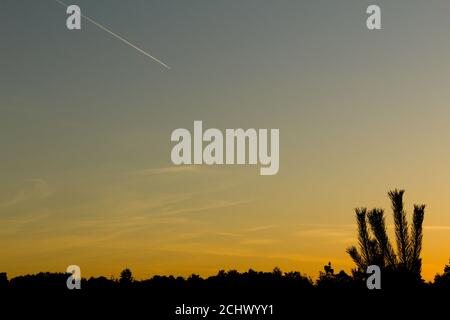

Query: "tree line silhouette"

xmin=1 ymin=190 xmax=449 ymax=317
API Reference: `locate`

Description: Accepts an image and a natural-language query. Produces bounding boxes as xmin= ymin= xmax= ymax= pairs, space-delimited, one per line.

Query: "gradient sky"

xmin=1 ymin=0 xmax=450 ymax=281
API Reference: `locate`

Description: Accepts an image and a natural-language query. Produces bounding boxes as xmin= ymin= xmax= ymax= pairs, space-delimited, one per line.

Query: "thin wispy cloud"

xmin=134 ymin=166 xmax=199 ymax=176
xmin=294 ymin=228 xmax=353 ymax=239
xmin=0 ymin=179 xmax=51 ymax=209
xmin=157 ymin=199 xmax=249 ymax=217
xmin=423 ymin=225 xmax=450 ymax=230
xmin=240 ymin=239 xmax=279 ymax=245
xmin=242 ymin=225 xmax=278 ymax=233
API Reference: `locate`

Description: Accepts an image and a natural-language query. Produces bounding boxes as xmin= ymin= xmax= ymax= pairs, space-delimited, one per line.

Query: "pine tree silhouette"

xmin=347 ymin=189 xmax=425 ymax=284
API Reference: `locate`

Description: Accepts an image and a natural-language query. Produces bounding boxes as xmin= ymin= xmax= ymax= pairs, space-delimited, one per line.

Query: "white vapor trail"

xmin=55 ymin=0 xmax=170 ymax=69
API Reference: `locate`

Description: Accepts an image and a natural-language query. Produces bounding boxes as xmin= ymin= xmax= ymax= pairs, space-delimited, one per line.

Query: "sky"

xmin=1 ymin=0 xmax=450 ymax=281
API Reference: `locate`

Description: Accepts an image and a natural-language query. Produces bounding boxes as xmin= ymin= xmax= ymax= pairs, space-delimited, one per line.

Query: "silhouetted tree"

xmin=347 ymin=189 xmax=426 ymax=283
xmin=316 ymin=262 xmax=355 ymax=289
xmin=273 ymin=267 xmax=283 ymax=277
xmin=119 ymin=268 xmax=133 ymax=286
xmin=368 ymin=208 xmax=396 ymax=267
xmin=434 ymin=259 xmax=450 ymax=289
xmin=347 ymin=208 xmax=386 ymax=270
xmin=0 ymin=273 xmax=8 ymax=290
xmin=411 ymin=204 xmax=425 ymax=274
xmin=324 ymin=262 xmax=334 ymax=276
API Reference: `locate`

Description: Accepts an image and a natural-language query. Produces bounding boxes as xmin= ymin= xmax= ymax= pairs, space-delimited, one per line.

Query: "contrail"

xmin=55 ymin=0 xmax=170 ymax=69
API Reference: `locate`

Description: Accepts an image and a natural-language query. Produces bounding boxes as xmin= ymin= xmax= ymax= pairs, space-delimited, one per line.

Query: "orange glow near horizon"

xmin=1 ymin=1 xmax=450 ymax=284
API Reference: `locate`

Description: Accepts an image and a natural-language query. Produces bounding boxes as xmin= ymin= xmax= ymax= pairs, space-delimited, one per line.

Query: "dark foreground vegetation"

xmin=1 ymin=190 xmax=449 ymax=318
xmin=1 ymin=261 xmax=449 ymax=318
